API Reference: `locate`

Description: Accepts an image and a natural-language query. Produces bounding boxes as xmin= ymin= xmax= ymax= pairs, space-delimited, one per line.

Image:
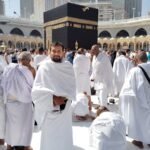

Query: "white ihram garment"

xmin=73 ymin=93 xmax=89 ymax=116
xmin=1 ymin=64 xmax=34 ymax=146
xmin=120 ymin=63 xmax=150 ymax=143
xmin=89 ymin=112 xmax=126 ymax=150
xmin=33 ymin=54 xmax=47 ymax=69
xmin=0 ymin=63 xmax=5 ymax=139
xmin=32 ymin=58 xmax=76 ymax=150
xmin=113 ymin=55 xmax=133 ymax=94
xmin=73 ymin=54 xmax=91 ymax=95
xmin=0 ymin=101 xmax=5 ymax=139
xmin=91 ymin=52 xmax=114 ymax=106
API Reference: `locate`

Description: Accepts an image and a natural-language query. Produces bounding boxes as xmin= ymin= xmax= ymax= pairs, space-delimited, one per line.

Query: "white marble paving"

xmin=30 ymin=96 xmax=150 ymax=150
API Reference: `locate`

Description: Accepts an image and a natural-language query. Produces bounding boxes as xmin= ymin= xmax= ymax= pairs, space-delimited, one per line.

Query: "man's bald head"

xmin=77 ymin=48 xmax=85 ymax=55
xmin=135 ymin=51 xmax=148 ymax=64
xmin=91 ymin=44 xmax=100 ymax=56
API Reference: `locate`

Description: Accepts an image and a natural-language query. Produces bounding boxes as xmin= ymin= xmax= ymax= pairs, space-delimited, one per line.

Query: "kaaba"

xmin=44 ymin=2 xmax=98 ymax=50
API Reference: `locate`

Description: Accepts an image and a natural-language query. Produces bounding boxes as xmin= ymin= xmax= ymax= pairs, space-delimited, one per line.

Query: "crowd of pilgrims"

xmin=0 ymin=43 xmax=150 ymax=150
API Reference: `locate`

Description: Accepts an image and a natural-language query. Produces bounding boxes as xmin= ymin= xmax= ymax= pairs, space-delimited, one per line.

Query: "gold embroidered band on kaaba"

xmin=44 ymin=16 xmax=97 ymax=30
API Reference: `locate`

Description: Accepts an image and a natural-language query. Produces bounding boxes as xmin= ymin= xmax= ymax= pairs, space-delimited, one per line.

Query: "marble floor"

xmin=31 ymin=96 xmax=150 ymax=150
xmin=0 ymin=96 xmax=147 ymax=150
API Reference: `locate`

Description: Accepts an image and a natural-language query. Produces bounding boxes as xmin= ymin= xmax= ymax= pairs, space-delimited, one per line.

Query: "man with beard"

xmin=32 ymin=42 xmax=76 ymax=150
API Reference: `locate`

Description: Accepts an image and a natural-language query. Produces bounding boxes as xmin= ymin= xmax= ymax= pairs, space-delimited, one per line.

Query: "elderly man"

xmin=32 ymin=42 xmax=76 ymax=150
xmin=1 ymin=52 xmax=35 ymax=150
xmin=89 ymin=106 xmax=126 ymax=150
xmin=90 ymin=44 xmax=114 ymax=107
xmin=120 ymin=51 xmax=150 ymax=149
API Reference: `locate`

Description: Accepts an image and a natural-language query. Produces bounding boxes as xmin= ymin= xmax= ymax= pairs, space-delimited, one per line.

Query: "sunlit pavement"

xmin=31 ymin=96 xmax=150 ymax=150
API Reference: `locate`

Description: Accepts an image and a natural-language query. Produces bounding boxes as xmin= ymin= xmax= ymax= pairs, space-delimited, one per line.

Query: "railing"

xmin=70 ymin=0 xmax=112 ymax=3
xmin=98 ymin=15 xmax=150 ymax=25
xmin=0 ymin=15 xmax=43 ymax=26
xmin=1 ymin=14 xmax=150 ymax=26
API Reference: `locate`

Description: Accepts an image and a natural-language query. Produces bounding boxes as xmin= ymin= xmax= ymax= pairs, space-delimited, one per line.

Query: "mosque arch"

xmin=103 ymin=43 xmax=108 ymax=49
xmin=8 ymin=40 xmax=14 ymax=48
xmin=117 ymin=43 xmax=121 ymax=50
xmin=123 ymin=42 xmax=128 ymax=46
xmin=110 ymin=44 xmax=115 ymax=49
xmin=38 ymin=43 xmax=43 ymax=48
xmin=0 ymin=40 xmax=4 ymax=45
xmin=98 ymin=43 xmax=102 ymax=48
xmin=20 ymin=42 xmax=23 ymax=49
xmin=0 ymin=29 xmax=4 ymax=34
xmin=30 ymin=30 xmax=42 ymax=38
xmin=135 ymin=28 xmax=147 ymax=36
xmin=136 ymin=42 xmax=142 ymax=50
xmin=24 ymin=41 xmax=30 ymax=50
xmin=31 ymin=42 xmax=37 ymax=49
xmin=143 ymin=41 xmax=149 ymax=51
xmin=10 ymin=28 xmax=24 ymax=36
xmin=16 ymin=41 xmax=23 ymax=49
xmin=116 ymin=30 xmax=129 ymax=38
xmin=99 ymin=31 xmax=111 ymax=38
xmin=129 ymin=42 xmax=134 ymax=51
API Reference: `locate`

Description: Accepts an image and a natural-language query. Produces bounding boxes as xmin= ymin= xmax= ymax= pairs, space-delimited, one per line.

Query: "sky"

xmin=142 ymin=0 xmax=150 ymax=16
xmin=4 ymin=0 xmax=150 ymax=18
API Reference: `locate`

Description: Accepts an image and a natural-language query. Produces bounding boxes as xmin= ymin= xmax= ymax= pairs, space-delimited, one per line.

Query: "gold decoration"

xmin=86 ymin=25 xmax=93 ymax=30
xmin=73 ymin=24 xmax=81 ymax=28
xmin=44 ymin=16 xmax=98 ymax=27
xmin=75 ymin=41 xmax=78 ymax=50
xmin=0 ymin=42 xmax=7 ymax=52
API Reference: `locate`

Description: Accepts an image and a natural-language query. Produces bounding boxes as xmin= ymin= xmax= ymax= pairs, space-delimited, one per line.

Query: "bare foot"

xmin=7 ymin=145 xmax=13 ymax=150
xmin=24 ymin=146 xmax=33 ymax=150
xmin=132 ymin=140 xmax=144 ymax=149
xmin=75 ymin=115 xmax=87 ymax=121
xmin=0 ymin=139 xmax=4 ymax=145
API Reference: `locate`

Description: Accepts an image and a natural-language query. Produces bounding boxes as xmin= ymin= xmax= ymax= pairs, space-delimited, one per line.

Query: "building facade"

xmin=0 ymin=16 xmax=44 ymax=50
xmin=0 ymin=0 xmax=4 ymax=15
xmin=33 ymin=0 xmax=114 ymax=21
xmin=1 ymin=5 xmax=150 ymax=51
xmin=33 ymin=0 xmax=45 ymax=22
xmin=33 ymin=0 xmax=69 ymax=22
xmin=112 ymin=0 xmax=125 ymax=19
xmin=72 ymin=0 xmax=113 ymax=21
xmin=45 ymin=0 xmax=69 ymax=11
xmin=125 ymin=0 xmax=142 ymax=18
xmin=33 ymin=0 xmax=144 ymax=22
xmin=98 ymin=16 xmax=150 ymax=51
xmin=20 ymin=0 xmax=34 ymax=18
